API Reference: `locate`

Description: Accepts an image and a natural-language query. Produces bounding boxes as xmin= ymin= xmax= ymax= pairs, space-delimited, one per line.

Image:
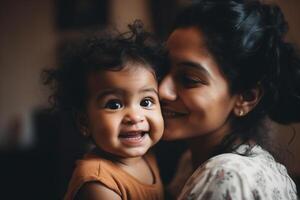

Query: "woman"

xmin=159 ymin=0 xmax=299 ymax=199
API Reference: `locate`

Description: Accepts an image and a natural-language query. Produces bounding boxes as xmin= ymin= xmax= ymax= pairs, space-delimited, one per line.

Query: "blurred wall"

xmin=277 ymin=0 xmax=300 ymax=46
xmin=109 ymin=0 xmax=153 ymax=32
xmin=273 ymin=0 xmax=300 ymax=177
xmin=0 ymin=0 xmax=57 ymax=148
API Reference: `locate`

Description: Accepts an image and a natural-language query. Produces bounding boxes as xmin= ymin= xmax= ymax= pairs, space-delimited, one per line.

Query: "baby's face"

xmin=85 ymin=64 xmax=163 ymax=158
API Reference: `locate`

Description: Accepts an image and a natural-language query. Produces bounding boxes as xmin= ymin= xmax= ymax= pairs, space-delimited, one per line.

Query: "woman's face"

xmin=159 ymin=27 xmax=238 ymax=141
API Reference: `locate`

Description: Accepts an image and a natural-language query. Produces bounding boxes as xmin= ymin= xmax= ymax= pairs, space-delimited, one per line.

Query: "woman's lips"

xmin=162 ymin=108 xmax=188 ymax=118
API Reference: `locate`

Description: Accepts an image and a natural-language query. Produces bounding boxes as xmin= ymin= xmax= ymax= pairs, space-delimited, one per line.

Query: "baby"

xmin=43 ymin=21 xmax=165 ymax=200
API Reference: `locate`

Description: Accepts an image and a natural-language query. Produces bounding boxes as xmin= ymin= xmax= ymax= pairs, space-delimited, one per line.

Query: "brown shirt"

xmin=64 ymin=151 xmax=164 ymax=200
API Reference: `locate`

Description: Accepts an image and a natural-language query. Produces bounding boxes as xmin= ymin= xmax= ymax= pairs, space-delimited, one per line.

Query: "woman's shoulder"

xmin=178 ymin=145 xmax=298 ymax=200
xmin=203 ymin=145 xmax=271 ymax=171
xmin=190 ymin=150 xmax=260 ymax=189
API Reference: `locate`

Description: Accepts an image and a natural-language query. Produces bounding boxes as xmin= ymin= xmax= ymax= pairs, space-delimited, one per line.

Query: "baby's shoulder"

xmin=74 ymin=153 xmax=115 ymax=179
xmin=65 ymin=154 xmax=123 ymax=199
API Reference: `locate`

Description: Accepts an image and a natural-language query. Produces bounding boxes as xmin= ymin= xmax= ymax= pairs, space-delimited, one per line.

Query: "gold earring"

xmin=239 ymin=110 xmax=244 ymax=116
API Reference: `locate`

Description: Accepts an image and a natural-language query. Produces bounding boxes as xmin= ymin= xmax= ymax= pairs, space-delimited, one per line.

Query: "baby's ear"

xmin=76 ymin=113 xmax=90 ymax=137
xmin=233 ymin=86 xmax=263 ymax=117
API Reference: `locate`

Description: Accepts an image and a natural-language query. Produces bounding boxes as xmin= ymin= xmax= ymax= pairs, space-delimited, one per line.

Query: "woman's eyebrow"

xmin=178 ymin=61 xmax=211 ymax=78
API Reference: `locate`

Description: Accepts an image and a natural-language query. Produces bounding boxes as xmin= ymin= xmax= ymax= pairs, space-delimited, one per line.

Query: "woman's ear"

xmin=76 ymin=112 xmax=90 ymax=137
xmin=233 ymin=86 xmax=263 ymax=117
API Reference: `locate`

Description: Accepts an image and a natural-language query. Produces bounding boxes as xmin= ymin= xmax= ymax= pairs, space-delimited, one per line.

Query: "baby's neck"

xmin=115 ymin=156 xmax=145 ymax=167
xmin=117 ymin=156 xmax=155 ymax=185
xmin=93 ymin=148 xmax=154 ymax=184
xmin=92 ymin=147 xmax=143 ymax=165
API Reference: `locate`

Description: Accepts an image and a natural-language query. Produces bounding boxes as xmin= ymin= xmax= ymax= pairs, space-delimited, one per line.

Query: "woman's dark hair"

xmin=173 ymin=0 xmax=300 ymax=153
xmin=43 ymin=20 xmax=166 ymax=114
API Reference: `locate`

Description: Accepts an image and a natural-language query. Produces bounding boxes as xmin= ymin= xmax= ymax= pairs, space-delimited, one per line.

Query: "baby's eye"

xmin=140 ymin=98 xmax=154 ymax=108
xmin=104 ymin=99 xmax=123 ymax=110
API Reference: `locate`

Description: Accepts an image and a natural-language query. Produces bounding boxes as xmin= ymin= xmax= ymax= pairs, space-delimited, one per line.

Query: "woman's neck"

xmin=186 ymin=127 xmax=231 ymax=170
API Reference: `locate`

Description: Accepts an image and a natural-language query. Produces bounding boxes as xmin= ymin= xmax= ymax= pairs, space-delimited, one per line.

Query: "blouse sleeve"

xmin=178 ymin=167 xmax=256 ymax=200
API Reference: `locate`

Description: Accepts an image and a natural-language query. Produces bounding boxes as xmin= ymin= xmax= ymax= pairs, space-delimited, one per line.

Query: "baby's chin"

xmin=120 ymin=147 xmax=151 ymax=158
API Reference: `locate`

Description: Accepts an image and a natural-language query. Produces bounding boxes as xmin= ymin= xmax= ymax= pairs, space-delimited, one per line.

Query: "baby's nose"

xmin=122 ymin=110 xmax=145 ymax=125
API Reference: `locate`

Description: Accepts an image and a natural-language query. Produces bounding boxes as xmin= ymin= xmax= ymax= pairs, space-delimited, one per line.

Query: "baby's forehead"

xmin=86 ymin=65 xmax=158 ymax=96
xmin=89 ymin=62 xmax=156 ymax=79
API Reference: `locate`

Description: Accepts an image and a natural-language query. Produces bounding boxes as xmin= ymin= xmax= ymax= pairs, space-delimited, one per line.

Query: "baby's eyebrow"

xmin=96 ymin=89 xmax=124 ymax=99
xmin=96 ymin=87 xmax=158 ymax=100
xmin=139 ymin=87 xmax=158 ymax=95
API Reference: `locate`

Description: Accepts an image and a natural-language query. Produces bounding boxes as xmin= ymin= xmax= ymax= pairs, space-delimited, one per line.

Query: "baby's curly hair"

xmin=42 ymin=20 xmax=166 ymax=114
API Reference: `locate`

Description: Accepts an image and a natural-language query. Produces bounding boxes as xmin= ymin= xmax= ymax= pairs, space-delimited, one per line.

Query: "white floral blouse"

xmin=174 ymin=145 xmax=298 ymax=200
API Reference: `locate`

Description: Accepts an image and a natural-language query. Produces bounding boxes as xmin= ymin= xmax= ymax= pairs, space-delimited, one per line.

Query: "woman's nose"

xmin=122 ymin=109 xmax=145 ymax=125
xmin=159 ymin=75 xmax=177 ymax=101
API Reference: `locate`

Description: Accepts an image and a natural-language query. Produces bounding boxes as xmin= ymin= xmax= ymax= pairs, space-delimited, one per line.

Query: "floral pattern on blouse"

xmin=177 ymin=145 xmax=298 ymax=200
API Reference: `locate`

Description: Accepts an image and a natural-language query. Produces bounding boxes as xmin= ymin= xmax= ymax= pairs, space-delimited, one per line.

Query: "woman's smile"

xmin=161 ymin=107 xmax=189 ymax=118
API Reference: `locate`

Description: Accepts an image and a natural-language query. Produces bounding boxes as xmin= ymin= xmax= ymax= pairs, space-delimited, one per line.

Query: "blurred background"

xmin=0 ymin=0 xmax=299 ymax=199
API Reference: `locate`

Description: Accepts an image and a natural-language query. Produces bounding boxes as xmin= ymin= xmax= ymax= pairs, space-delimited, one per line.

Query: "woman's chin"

xmin=162 ymin=131 xmax=185 ymax=141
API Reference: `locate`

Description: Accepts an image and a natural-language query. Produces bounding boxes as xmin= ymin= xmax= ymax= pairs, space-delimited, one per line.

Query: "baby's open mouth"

xmin=119 ymin=131 xmax=148 ymax=140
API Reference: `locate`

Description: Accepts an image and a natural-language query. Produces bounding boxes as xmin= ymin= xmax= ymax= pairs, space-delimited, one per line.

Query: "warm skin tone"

xmin=77 ymin=63 xmax=164 ymax=199
xmin=159 ymin=27 xmax=260 ymax=168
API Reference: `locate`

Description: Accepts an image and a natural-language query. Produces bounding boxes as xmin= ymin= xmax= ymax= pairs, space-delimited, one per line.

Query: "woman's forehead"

xmin=167 ymin=27 xmax=210 ymax=58
xmin=166 ymin=27 xmax=227 ymax=84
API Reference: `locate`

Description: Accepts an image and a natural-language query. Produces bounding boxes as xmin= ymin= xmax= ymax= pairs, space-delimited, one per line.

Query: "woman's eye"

xmin=104 ymin=99 xmax=123 ymax=110
xmin=182 ymin=76 xmax=199 ymax=84
xmin=140 ymin=98 xmax=154 ymax=108
xmin=179 ymin=75 xmax=205 ymax=87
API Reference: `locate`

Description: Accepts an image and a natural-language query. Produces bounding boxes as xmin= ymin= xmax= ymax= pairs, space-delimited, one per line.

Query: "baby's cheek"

xmin=151 ymin=114 xmax=164 ymax=139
